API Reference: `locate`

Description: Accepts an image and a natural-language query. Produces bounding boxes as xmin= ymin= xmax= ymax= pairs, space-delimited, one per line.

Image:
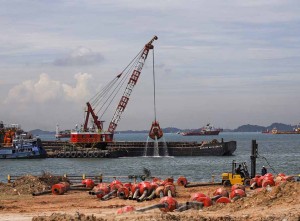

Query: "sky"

xmin=0 ymin=0 xmax=300 ymax=131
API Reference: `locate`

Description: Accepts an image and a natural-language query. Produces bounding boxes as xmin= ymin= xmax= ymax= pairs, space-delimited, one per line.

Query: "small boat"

xmin=181 ymin=124 xmax=222 ymax=136
xmin=55 ymin=124 xmax=71 ymax=139
xmin=262 ymin=129 xmax=271 ymax=134
xmin=55 ymin=130 xmax=71 ymax=139
xmin=0 ymin=123 xmax=47 ymax=159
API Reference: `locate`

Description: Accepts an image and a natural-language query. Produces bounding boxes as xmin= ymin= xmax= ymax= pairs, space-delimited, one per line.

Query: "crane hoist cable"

xmin=96 ymin=48 xmax=143 ymax=117
xmin=90 ymin=47 xmax=144 ymax=110
xmin=152 ymin=47 xmax=157 ymax=122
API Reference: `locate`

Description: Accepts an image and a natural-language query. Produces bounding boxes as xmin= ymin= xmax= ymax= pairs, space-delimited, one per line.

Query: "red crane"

xmin=70 ymin=36 xmax=158 ymax=145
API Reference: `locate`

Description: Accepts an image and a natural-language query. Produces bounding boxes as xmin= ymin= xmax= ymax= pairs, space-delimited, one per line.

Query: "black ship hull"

xmin=106 ymin=140 xmax=236 ymax=158
xmin=42 ymin=140 xmax=236 ymax=158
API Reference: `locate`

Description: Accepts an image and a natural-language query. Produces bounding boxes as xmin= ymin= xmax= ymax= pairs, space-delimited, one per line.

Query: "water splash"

xmin=144 ymin=136 xmax=150 ymax=156
xmin=153 ymin=136 xmax=160 ymax=157
xmin=162 ymin=137 xmax=169 ymax=156
xmin=144 ymin=135 xmax=169 ymax=157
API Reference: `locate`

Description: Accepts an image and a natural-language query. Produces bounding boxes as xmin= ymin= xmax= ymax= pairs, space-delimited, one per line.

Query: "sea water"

xmin=0 ymin=132 xmax=299 ymax=183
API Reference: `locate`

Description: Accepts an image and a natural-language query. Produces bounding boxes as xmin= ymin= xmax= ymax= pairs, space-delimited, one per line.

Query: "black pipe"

xmin=90 ymin=190 xmax=104 ymax=195
xmin=132 ymin=189 xmax=140 ymax=200
xmin=184 ymin=182 xmax=222 ymax=188
xmin=136 ymin=203 xmax=166 ymax=212
xmin=250 ymin=182 xmax=257 ymax=190
xmin=175 ymin=204 xmax=191 ymax=212
xmin=137 ymin=189 xmax=148 ymax=202
xmin=32 ymin=190 xmax=52 ymax=196
xmin=251 ymin=140 xmax=257 ymax=178
xmin=69 ymin=187 xmax=92 ymax=191
xmin=174 ymin=201 xmax=203 ymax=212
xmin=101 ymin=189 xmax=117 ymax=201
xmin=145 ymin=190 xmax=156 ymax=201
xmin=187 ymin=201 xmax=204 ymax=210
xmin=211 ymin=194 xmax=222 ymax=202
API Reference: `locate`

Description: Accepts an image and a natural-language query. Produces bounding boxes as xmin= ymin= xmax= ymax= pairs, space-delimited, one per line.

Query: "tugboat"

xmin=0 ymin=123 xmax=47 ymax=159
xmin=181 ymin=123 xmax=222 ymax=136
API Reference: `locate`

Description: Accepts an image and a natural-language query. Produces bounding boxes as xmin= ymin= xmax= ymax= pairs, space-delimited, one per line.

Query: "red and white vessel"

xmin=181 ymin=124 xmax=222 ymax=136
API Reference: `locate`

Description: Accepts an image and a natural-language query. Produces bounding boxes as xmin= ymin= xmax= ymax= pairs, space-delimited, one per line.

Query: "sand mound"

xmin=0 ymin=172 xmax=69 ymax=195
xmin=32 ymin=212 xmax=107 ymax=221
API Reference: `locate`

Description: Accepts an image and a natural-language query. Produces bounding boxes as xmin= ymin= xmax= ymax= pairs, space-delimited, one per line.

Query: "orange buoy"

xmin=148 ymin=121 xmax=163 ymax=140
xmin=82 ymin=179 xmax=95 ymax=188
xmin=116 ymin=205 xmax=136 ymax=214
xmin=117 ymin=187 xmax=130 ymax=199
xmin=52 ymin=182 xmax=69 ymax=195
xmin=123 ymin=182 xmax=132 ymax=190
xmin=231 ymin=184 xmax=245 ymax=192
xmin=159 ymin=196 xmax=178 ymax=212
xmin=95 ymin=185 xmax=110 ymax=199
xmin=213 ymin=188 xmax=229 ymax=197
xmin=262 ymin=177 xmax=275 ymax=187
xmin=139 ymin=181 xmax=152 ymax=195
xmin=192 ymin=196 xmax=212 ymax=207
xmin=190 ymin=192 xmax=207 ymax=201
xmin=163 ymin=183 xmax=176 ymax=197
xmin=177 ymin=176 xmax=188 ymax=186
xmin=230 ymin=189 xmax=246 ymax=199
xmin=216 ymin=196 xmax=231 ymax=204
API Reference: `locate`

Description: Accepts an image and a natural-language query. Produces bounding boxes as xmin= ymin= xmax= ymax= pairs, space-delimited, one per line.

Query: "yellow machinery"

xmin=221 ymin=160 xmax=251 ymax=186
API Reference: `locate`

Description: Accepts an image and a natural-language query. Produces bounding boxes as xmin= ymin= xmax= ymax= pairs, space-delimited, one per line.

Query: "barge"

xmin=42 ymin=139 xmax=236 ymax=158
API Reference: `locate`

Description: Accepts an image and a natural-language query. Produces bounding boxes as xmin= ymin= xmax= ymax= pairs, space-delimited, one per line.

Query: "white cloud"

xmin=53 ymin=47 xmax=104 ymax=66
xmin=62 ymin=73 xmax=92 ymax=102
xmin=5 ymin=73 xmax=92 ymax=105
xmin=5 ymin=73 xmax=61 ymax=104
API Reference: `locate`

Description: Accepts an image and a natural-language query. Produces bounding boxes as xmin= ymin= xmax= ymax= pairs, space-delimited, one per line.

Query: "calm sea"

xmin=0 ymin=132 xmax=299 ymax=183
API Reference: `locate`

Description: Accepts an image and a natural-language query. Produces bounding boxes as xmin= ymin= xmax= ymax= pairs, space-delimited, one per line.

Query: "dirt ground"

xmin=0 ymin=175 xmax=299 ymax=221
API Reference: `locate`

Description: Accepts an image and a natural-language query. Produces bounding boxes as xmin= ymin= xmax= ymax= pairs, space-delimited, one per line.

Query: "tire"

xmin=65 ymin=152 xmax=70 ymax=158
xmin=71 ymin=152 xmax=77 ymax=158
xmin=93 ymin=152 xmax=99 ymax=158
xmin=82 ymin=152 xmax=88 ymax=158
xmin=88 ymin=152 xmax=93 ymax=158
xmin=223 ymin=180 xmax=231 ymax=187
xmin=77 ymin=152 xmax=83 ymax=158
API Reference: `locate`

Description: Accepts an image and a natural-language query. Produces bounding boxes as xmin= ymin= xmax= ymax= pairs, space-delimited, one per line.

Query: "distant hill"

xmin=234 ymin=123 xmax=296 ymax=132
xmin=234 ymin=124 xmax=266 ymax=132
xmin=29 ymin=129 xmax=55 ymax=135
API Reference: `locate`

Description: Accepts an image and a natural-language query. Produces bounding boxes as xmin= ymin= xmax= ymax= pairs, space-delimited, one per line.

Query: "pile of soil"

xmin=0 ymin=172 xmax=69 ymax=195
xmin=32 ymin=213 xmax=107 ymax=221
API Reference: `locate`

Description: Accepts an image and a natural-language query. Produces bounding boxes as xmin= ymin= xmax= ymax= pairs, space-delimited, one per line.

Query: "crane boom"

xmin=108 ymin=35 xmax=158 ymax=133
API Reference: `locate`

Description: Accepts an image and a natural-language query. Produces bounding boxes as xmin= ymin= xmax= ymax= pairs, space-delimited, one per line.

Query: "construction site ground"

xmin=0 ymin=175 xmax=299 ymax=221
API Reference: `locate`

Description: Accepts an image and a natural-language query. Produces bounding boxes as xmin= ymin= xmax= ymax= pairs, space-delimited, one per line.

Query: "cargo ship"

xmin=262 ymin=124 xmax=300 ymax=134
xmin=0 ymin=122 xmax=47 ymax=159
xmin=181 ymin=124 xmax=222 ymax=136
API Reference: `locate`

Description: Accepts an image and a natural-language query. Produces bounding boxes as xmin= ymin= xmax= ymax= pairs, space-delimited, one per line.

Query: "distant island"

xmin=29 ymin=123 xmax=298 ymax=135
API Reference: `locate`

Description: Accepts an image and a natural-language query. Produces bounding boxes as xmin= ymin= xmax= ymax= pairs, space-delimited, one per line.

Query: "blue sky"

xmin=0 ymin=0 xmax=300 ymax=131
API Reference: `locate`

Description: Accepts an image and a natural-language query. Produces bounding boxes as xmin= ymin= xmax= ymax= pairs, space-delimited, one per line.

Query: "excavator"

xmin=70 ymin=36 xmax=163 ymax=148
